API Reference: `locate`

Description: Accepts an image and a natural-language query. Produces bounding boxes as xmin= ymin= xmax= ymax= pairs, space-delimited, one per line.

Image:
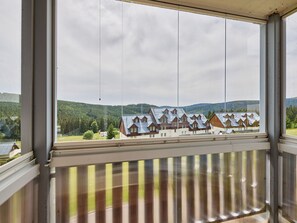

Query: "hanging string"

xmin=224 ymin=18 xmax=227 ymax=112
xmin=98 ymin=0 xmax=102 ymax=101
xmin=121 ymin=1 xmax=124 ymax=117
xmin=177 ymin=9 xmax=180 ymax=108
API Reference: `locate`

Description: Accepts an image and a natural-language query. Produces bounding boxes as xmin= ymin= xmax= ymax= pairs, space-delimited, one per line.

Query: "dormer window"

xmin=150 ymin=125 xmax=156 ymax=132
xmin=130 ymin=126 xmax=138 ymax=133
xmin=197 ymin=115 xmax=201 ymax=120
xmin=249 ymin=114 xmax=254 ymax=118
xmin=182 ymin=114 xmax=187 ymax=122
xmin=133 ymin=117 xmax=139 ymax=123
xmin=163 ymin=109 xmax=169 ymax=114
xmin=160 ymin=115 xmax=168 ymax=124
xmin=225 ymin=119 xmax=231 ymax=127
xmin=172 ymin=109 xmax=177 ymax=115
xmin=142 ymin=116 xmax=147 ymax=122
xmin=231 ymin=114 xmax=235 ymax=119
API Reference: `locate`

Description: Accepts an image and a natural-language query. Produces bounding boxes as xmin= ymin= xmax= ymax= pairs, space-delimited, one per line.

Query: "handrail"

xmin=53 ymin=132 xmax=268 ymax=150
xmin=51 ymin=133 xmax=269 ymax=167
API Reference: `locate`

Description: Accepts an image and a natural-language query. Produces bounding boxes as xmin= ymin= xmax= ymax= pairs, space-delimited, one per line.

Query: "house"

xmin=209 ymin=112 xmax=260 ymax=134
xmin=119 ymin=107 xmax=211 ymax=138
xmin=0 ymin=143 xmax=21 ymax=165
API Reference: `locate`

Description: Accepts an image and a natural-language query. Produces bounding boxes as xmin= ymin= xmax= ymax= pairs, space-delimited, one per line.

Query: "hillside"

xmin=2 ymin=93 xmax=297 ymax=134
xmin=0 ymin=93 xmax=20 ymax=103
xmin=183 ymin=100 xmax=260 ymax=114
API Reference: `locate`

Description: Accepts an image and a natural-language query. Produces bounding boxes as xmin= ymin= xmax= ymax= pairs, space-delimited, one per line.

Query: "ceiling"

xmin=127 ymin=0 xmax=297 ymax=23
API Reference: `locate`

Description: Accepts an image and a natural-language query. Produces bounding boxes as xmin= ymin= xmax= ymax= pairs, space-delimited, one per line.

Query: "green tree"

xmin=91 ymin=120 xmax=99 ymax=133
xmin=83 ymin=130 xmax=94 ymax=140
xmin=107 ymin=124 xmax=115 ymax=139
xmin=286 ymin=116 xmax=292 ymax=129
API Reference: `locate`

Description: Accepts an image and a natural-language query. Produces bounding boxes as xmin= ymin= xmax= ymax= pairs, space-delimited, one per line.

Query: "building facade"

xmin=209 ymin=112 xmax=260 ymax=134
xmin=119 ymin=107 xmax=211 ymax=139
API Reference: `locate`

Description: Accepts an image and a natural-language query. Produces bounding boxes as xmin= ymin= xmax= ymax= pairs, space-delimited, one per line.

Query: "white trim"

xmin=0 ymin=156 xmax=39 ymax=205
xmin=0 ymin=152 xmax=33 ymax=174
xmin=21 ymin=0 xmax=34 ymax=154
xmin=51 ymin=135 xmax=269 ymax=167
xmin=279 ymin=143 xmax=297 ymax=156
xmin=54 ymin=133 xmax=267 ymax=150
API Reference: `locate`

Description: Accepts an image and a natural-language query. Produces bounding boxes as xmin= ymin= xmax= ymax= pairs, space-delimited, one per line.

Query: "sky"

xmin=1 ymin=0 xmax=296 ymax=106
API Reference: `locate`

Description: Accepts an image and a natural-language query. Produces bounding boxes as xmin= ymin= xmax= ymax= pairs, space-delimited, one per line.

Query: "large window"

xmin=56 ymin=0 xmax=261 ymax=142
xmin=286 ymin=13 xmax=297 ymax=136
xmin=0 ymin=0 xmax=22 ymax=164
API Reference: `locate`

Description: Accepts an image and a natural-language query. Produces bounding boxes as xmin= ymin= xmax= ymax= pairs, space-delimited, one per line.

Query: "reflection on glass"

xmin=286 ymin=13 xmax=297 ymax=136
xmin=0 ymin=182 xmax=35 ymax=222
xmin=57 ymin=0 xmax=261 ymax=142
xmin=283 ymin=152 xmax=297 ymax=221
xmin=0 ymin=0 xmax=22 ymax=164
xmin=55 ymin=151 xmax=267 ymax=222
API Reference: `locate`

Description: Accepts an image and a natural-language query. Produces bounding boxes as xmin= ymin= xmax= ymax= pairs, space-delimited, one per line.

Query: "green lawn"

xmin=57 ymin=131 xmax=120 ymax=142
xmin=286 ymin=128 xmax=297 ymax=136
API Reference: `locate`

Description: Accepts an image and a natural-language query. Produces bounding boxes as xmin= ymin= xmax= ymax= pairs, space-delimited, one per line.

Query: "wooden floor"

xmin=69 ymin=206 xmax=269 ymax=223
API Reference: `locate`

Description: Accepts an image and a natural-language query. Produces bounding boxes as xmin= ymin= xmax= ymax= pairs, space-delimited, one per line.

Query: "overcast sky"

xmin=1 ymin=0 xmax=297 ymax=106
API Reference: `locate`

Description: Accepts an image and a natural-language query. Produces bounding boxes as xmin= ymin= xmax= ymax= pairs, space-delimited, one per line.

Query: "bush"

xmin=83 ymin=130 xmax=94 ymax=140
xmin=91 ymin=120 xmax=99 ymax=133
xmin=107 ymin=124 xmax=115 ymax=139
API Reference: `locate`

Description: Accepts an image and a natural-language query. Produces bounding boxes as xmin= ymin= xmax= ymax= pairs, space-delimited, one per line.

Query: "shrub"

xmin=91 ymin=120 xmax=99 ymax=133
xmin=83 ymin=130 xmax=94 ymax=140
xmin=107 ymin=124 xmax=115 ymax=139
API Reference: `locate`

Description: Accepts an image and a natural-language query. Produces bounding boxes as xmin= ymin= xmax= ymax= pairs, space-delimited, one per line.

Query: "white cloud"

xmin=0 ymin=0 xmax=21 ymax=95
xmin=3 ymin=0 xmax=293 ymax=107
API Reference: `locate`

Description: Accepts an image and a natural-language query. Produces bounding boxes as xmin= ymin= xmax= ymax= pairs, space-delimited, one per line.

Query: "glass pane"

xmin=286 ymin=13 xmax=297 ymax=136
xmin=57 ymin=0 xmax=262 ymax=142
xmin=225 ymin=19 xmax=260 ymax=134
xmin=179 ymin=12 xmax=224 ymax=136
xmin=0 ymin=0 xmax=22 ymax=164
xmin=57 ymin=0 xmax=122 ymax=142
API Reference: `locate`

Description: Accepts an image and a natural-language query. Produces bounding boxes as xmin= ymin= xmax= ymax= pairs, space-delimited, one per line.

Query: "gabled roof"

xmin=187 ymin=114 xmax=209 ymax=129
xmin=0 ymin=143 xmax=17 ymax=156
xmin=121 ymin=115 xmax=156 ymax=135
xmin=150 ymin=107 xmax=187 ymax=124
xmin=214 ymin=112 xmax=260 ymax=128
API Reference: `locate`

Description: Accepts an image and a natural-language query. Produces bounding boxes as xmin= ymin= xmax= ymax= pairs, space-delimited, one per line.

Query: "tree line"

xmin=286 ymin=105 xmax=297 ymax=128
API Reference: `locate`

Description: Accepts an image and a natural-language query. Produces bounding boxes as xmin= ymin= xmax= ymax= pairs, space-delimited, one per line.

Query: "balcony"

xmin=53 ymin=142 xmax=268 ymax=223
xmin=1 ymin=0 xmax=297 ymax=223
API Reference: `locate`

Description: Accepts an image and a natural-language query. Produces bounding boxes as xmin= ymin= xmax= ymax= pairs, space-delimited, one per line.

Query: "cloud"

xmin=0 ymin=0 xmax=21 ymax=95
xmin=3 ymin=0 xmax=297 ymax=108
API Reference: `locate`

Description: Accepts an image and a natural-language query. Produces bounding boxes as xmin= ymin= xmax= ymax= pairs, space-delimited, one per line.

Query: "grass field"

xmin=57 ymin=131 xmax=120 ymax=142
xmin=286 ymin=128 xmax=297 ymax=136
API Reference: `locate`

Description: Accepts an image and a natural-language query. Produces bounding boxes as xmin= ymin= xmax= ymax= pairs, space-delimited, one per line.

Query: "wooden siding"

xmin=209 ymin=114 xmax=225 ymax=128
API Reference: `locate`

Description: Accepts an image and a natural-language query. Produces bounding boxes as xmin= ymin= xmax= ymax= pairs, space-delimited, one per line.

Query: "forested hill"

xmin=2 ymin=94 xmax=297 ymax=134
xmin=2 ymin=97 xmax=297 ymax=119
